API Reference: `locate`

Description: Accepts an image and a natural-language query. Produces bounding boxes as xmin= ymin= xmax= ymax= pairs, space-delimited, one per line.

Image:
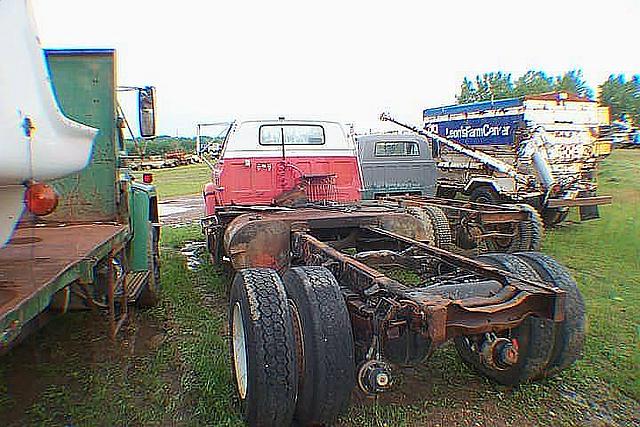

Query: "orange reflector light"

xmin=25 ymin=182 xmax=58 ymax=216
xmin=142 ymin=173 xmax=153 ymax=184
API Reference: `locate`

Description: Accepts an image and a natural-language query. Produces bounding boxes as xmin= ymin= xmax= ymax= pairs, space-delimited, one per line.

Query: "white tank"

xmin=0 ymin=0 xmax=97 ymax=246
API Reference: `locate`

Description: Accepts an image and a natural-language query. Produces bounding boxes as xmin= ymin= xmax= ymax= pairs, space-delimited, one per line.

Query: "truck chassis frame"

xmin=374 ymin=195 xmax=543 ymax=253
xmin=203 ymin=202 xmax=578 ymax=424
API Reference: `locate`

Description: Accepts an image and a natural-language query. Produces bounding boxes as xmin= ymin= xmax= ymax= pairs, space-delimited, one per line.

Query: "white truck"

xmin=419 ymin=92 xmax=613 ymax=225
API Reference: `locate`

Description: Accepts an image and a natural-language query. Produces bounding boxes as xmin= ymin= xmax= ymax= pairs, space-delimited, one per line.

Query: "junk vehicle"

xmin=418 ymin=92 xmax=613 ymax=226
xmin=603 ymin=118 xmax=640 ymax=148
xmin=356 ymin=133 xmax=544 ymax=253
xmin=0 ymin=0 xmax=160 ymax=352
xmin=200 ymin=118 xmax=585 ymax=426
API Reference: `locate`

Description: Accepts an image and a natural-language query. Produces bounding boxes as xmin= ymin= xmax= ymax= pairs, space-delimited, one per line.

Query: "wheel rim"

xmin=288 ymin=300 xmax=305 ymax=388
xmin=232 ymin=302 xmax=248 ymax=399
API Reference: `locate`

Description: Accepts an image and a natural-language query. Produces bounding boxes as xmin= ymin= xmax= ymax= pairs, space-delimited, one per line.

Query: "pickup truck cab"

xmin=356 ymin=133 xmax=436 ymax=199
xmin=204 ymin=119 xmax=362 ymax=214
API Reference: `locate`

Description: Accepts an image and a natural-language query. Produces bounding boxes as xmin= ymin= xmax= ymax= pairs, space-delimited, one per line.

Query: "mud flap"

xmin=579 ymin=205 xmax=600 ymax=221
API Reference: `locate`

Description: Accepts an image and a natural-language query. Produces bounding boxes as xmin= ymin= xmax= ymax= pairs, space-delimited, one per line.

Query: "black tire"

xmin=454 ymin=253 xmax=556 ymax=385
xmin=282 ymin=266 xmax=355 ymax=426
xmin=483 ymin=204 xmax=544 ymax=253
xmin=542 ymin=207 xmax=569 ymax=227
xmin=409 ymin=206 xmax=453 ymax=249
xmin=137 ymin=225 xmax=161 ymax=308
xmin=469 ymin=186 xmax=499 ymax=204
xmin=514 ymin=252 xmax=586 ymax=375
xmin=229 ymin=268 xmax=297 ymax=427
xmin=423 ymin=205 xmax=453 ymax=249
xmin=516 ymin=204 xmax=544 ymax=251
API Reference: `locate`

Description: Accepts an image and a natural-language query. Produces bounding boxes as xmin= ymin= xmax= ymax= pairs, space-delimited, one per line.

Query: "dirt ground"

xmin=1 ymin=241 xmax=637 ymax=426
xmin=158 ymin=194 xmax=204 ymax=225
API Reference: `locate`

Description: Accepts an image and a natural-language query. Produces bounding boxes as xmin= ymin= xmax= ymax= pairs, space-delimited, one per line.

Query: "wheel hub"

xmin=357 ymin=360 xmax=393 ymax=395
xmin=480 ymin=336 xmax=519 ymax=370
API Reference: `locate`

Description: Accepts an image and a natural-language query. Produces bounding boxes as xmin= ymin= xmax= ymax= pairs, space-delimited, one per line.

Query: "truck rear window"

xmin=260 ymin=125 xmax=325 ymax=145
xmin=375 ymin=141 xmax=419 ymax=157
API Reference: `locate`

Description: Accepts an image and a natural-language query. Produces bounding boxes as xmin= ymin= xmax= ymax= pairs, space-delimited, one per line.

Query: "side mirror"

xmin=138 ymin=86 xmax=156 ymax=138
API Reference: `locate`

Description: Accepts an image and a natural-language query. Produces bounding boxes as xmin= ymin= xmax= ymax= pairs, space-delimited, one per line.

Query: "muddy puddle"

xmin=158 ymin=195 xmax=203 ymax=225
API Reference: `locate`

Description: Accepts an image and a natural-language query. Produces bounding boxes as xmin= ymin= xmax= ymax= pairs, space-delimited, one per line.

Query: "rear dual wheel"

xmin=454 ymin=252 xmax=585 ymax=385
xmin=229 ymin=266 xmax=354 ymax=427
xmin=283 ymin=266 xmax=355 ymax=426
xmin=467 ymin=186 xmax=543 ymax=253
xmin=409 ymin=205 xmax=453 ymax=249
xmin=229 ymin=269 xmax=298 ymax=427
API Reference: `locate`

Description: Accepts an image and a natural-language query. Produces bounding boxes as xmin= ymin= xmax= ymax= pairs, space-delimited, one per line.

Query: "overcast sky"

xmin=32 ymin=0 xmax=639 ymax=136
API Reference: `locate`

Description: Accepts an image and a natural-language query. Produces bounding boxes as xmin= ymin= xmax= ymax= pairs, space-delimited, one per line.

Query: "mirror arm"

xmin=117 ymin=102 xmax=144 ymax=159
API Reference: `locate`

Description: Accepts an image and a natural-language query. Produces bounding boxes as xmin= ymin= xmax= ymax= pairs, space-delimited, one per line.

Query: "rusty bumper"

xmin=546 ymin=195 xmax=612 ymax=208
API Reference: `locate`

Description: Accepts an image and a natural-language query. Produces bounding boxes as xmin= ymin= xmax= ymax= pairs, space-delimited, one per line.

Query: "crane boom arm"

xmin=379 ymin=113 xmax=528 ymax=184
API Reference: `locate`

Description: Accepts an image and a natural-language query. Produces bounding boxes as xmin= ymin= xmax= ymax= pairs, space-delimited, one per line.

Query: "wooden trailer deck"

xmin=0 ymin=223 xmax=129 ymax=349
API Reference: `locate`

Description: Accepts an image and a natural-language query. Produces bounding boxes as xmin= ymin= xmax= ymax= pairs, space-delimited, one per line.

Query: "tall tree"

xmin=553 ymin=70 xmax=593 ymax=99
xmin=513 ymin=71 xmax=553 ymax=96
xmin=476 ymin=72 xmax=514 ymax=101
xmin=456 ymin=77 xmax=477 ymax=104
xmin=455 ymin=72 xmax=514 ymax=104
xmin=599 ymin=74 xmax=640 ymax=124
xmin=456 ymin=69 xmax=596 ymax=104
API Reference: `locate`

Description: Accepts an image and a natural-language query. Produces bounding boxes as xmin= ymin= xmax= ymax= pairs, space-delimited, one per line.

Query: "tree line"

xmin=456 ymin=70 xmax=640 ymax=125
xmin=125 ymin=135 xmax=221 ymax=156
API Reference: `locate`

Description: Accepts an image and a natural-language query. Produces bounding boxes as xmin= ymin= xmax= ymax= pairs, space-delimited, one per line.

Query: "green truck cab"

xmin=0 ymin=49 xmax=160 ymax=351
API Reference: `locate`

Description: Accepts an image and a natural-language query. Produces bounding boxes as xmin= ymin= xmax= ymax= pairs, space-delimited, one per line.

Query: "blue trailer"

xmin=419 ymin=93 xmax=613 ymax=225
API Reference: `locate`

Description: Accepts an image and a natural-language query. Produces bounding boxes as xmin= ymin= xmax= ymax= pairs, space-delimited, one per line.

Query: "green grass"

xmin=542 ymin=149 xmax=640 ymax=399
xmin=132 ymin=163 xmax=211 ymax=198
xmin=1 ymin=151 xmax=638 ymax=426
xmin=0 ymin=225 xmax=243 ymax=426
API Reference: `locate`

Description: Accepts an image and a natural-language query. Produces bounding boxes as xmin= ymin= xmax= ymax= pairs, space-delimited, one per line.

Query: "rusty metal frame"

xmin=546 ymin=195 xmax=612 ymax=208
xmin=377 ymin=195 xmax=535 ymax=250
xmin=291 ymin=228 xmax=564 ymax=346
xmin=379 ymin=195 xmax=528 ymax=224
xmin=105 ymin=246 xmax=129 ymax=340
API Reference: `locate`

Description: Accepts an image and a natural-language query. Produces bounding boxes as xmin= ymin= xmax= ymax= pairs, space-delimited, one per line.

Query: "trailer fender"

xmin=223 ymin=211 xmax=428 ymax=271
xmin=463 ymin=177 xmax=514 ymax=197
xmin=224 ymin=215 xmax=291 ymax=270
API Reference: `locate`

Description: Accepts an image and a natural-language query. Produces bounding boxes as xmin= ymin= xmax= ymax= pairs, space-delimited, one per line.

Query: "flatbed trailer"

xmin=0 ymin=46 xmax=160 ymax=352
xmin=0 ymin=224 xmax=128 ymax=344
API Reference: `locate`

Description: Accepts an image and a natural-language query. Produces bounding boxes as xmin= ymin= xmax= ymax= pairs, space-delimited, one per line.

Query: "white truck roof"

xmin=222 ymin=119 xmax=357 ymax=159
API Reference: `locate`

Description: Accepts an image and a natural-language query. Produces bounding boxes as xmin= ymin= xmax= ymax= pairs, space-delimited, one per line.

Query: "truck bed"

xmin=0 ymin=223 xmax=129 ymax=343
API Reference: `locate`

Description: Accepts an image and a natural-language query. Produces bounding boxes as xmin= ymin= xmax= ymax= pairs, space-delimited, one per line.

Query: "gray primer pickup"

xmin=356 ymin=133 xmax=436 ymax=199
